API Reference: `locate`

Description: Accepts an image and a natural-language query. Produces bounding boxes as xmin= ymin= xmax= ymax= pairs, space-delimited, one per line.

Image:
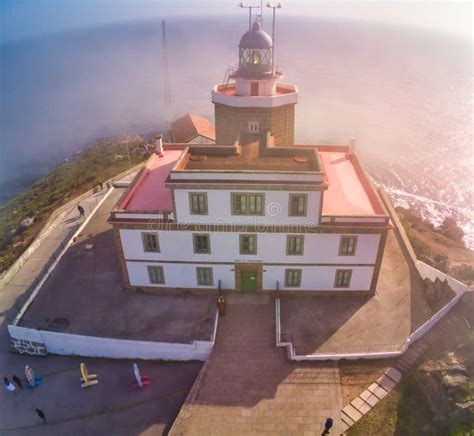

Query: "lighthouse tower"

xmin=212 ymin=21 xmax=298 ymax=147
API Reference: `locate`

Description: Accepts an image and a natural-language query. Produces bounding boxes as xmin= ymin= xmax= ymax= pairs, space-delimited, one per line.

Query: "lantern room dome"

xmin=239 ymin=22 xmax=272 ymax=49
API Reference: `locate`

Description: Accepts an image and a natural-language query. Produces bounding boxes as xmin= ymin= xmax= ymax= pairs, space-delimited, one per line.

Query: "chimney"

xmin=348 ymin=137 xmax=356 ymax=155
xmin=155 ymin=134 xmax=164 ymax=155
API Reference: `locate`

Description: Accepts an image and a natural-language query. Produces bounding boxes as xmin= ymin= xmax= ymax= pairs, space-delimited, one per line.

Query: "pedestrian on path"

xmin=99 ymin=181 xmax=103 ymax=190
xmin=4 ymin=377 xmax=16 ymax=395
xmin=77 ymin=205 xmax=85 ymax=218
xmin=35 ymin=408 xmax=47 ymax=424
xmin=321 ymin=416 xmax=333 ymax=435
xmin=12 ymin=375 xmax=23 ymax=390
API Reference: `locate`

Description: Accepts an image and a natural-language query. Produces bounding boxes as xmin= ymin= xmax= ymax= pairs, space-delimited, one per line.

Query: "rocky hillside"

xmin=0 ymin=136 xmax=151 ymax=274
xmin=397 ymin=207 xmax=474 ymax=285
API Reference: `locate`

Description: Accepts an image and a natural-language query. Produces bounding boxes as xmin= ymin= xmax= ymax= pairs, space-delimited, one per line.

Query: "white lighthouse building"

xmin=109 ymin=18 xmax=391 ymax=296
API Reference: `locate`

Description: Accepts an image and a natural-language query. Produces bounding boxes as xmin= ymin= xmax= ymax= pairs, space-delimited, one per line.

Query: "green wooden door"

xmin=241 ymin=270 xmax=257 ymax=293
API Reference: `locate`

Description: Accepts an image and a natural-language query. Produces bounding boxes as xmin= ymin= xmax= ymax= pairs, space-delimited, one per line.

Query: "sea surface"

xmin=0 ymin=16 xmax=472 ymax=247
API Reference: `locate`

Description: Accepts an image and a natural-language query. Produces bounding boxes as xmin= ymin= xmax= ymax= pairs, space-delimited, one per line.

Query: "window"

xmin=289 ymin=194 xmax=307 ymax=216
xmin=339 ymin=236 xmax=357 ymax=256
xmin=193 ymin=234 xmax=211 ymax=254
xmin=232 ymin=193 xmax=264 ymax=215
xmin=240 ymin=234 xmax=257 ymax=255
xmin=147 ymin=265 xmax=164 ymax=284
xmin=287 ymin=235 xmax=304 ymax=255
xmin=196 ymin=267 xmax=213 ymax=286
xmin=248 ymin=121 xmax=259 ymax=133
xmin=189 ymin=193 xmax=208 ymax=215
xmin=142 ymin=232 xmax=159 ymax=252
xmin=335 ymin=269 xmax=352 ymax=288
xmin=285 ymin=269 xmax=302 ymax=287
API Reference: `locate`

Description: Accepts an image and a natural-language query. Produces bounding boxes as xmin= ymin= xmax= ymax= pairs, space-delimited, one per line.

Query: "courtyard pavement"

xmin=0 ymin=352 xmax=201 ymax=435
xmin=171 ymin=294 xmax=343 ymax=435
xmin=280 ymin=227 xmax=435 ymax=355
xmin=0 ymin=179 xmax=204 ymax=435
xmin=19 ymin=188 xmax=216 ymax=343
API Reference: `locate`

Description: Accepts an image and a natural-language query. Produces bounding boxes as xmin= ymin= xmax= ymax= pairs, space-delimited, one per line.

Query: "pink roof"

xmin=319 ymin=150 xmax=380 ymax=216
xmin=118 ymin=150 xmax=182 ymax=212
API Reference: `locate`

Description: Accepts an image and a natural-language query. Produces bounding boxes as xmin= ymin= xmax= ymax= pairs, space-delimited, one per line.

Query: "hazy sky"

xmin=1 ymin=0 xmax=472 ymax=43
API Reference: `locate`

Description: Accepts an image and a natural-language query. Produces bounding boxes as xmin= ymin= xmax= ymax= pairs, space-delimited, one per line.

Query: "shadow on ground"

xmin=18 ymin=191 xmax=216 ymax=343
xmin=280 ymin=225 xmax=435 ymax=355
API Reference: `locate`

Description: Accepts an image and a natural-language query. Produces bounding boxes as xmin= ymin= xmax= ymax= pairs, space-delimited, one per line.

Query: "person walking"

xmin=12 ymin=374 xmax=23 ymax=390
xmin=77 ymin=205 xmax=85 ymax=218
xmin=4 ymin=377 xmax=16 ymax=395
xmin=321 ymin=416 xmax=333 ymax=435
xmin=99 ymin=181 xmax=103 ymax=190
xmin=35 ymin=408 xmax=47 ymax=424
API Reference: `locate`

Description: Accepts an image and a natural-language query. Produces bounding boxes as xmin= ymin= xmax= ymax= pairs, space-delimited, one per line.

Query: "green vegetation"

xmin=397 ymin=207 xmax=474 ymax=285
xmin=0 ymin=136 xmax=151 ymax=273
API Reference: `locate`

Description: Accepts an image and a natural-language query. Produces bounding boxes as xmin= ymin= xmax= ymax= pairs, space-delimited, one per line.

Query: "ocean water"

xmin=0 ymin=16 xmax=472 ymax=246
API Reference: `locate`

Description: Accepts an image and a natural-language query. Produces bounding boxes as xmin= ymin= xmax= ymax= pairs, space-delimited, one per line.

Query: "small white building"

xmin=109 ymin=20 xmax=391 ymax=296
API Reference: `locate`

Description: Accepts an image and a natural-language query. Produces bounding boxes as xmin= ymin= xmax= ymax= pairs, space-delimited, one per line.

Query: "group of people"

xmin=77 ymin=181 xmax=111 ymax=219
xmin=3 ymin=376 xmax=47 ymax=424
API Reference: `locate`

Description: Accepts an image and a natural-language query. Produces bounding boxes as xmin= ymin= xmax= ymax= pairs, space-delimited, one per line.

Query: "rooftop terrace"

xmin=213 ymin=82 xmax=296 ymax=97
xmin=115 ymin=140 xmax=385 ymax=219
xmin=181 ymin=141 xmax=320 ymax=173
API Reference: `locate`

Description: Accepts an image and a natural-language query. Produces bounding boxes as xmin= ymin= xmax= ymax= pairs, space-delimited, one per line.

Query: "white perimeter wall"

xmin=8 ymin=325 xmax=213 ymax=361
xmin=120 ymin=230 xmax=380 ymax=265
xmin=174 ymin=189 xmax=321 ymax=226
xmin=416 ymin=260 xmax=470 ymax=295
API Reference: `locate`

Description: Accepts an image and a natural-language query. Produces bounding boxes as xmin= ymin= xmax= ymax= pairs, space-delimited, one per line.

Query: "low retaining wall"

xmin=12 ymin=188 xmax=115 ymax=326
xmin=8 ymin=321 xmax=217 ymax=361
xmin=0 ymin=163 xmax=143 ymax=291
xmin=276 ymin=272 xmax=471 ymax=361
xmin=416 ymin=260 xmax=470 ymax=295
xmin=275 ymin=298 xmax=403 ymax=361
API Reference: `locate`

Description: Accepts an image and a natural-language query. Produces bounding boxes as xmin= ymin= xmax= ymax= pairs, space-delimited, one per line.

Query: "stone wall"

xmin=214 ymin=103 xmax=295 ymax=147
xmin=11 ymin=337 xmax=47 ymax=356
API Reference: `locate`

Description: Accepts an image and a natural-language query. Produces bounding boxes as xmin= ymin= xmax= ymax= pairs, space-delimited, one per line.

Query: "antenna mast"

xmin=161 ymin=20 xmax=172 ymax=134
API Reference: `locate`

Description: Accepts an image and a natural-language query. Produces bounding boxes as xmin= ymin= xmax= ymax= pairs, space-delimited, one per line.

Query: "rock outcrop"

xmin=416 ymin=351 xmax=473 ymax=426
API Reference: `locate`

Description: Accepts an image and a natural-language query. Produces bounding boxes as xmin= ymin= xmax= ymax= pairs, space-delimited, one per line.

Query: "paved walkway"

xmin=0 ymin=187 xmax=110 ymax=348
xmin=171 ymin=294 xmax=343 ymax=435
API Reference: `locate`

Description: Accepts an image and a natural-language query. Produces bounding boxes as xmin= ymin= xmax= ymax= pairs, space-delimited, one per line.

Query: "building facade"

xmin=109 ymin=21 xmax=391 ymax=296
